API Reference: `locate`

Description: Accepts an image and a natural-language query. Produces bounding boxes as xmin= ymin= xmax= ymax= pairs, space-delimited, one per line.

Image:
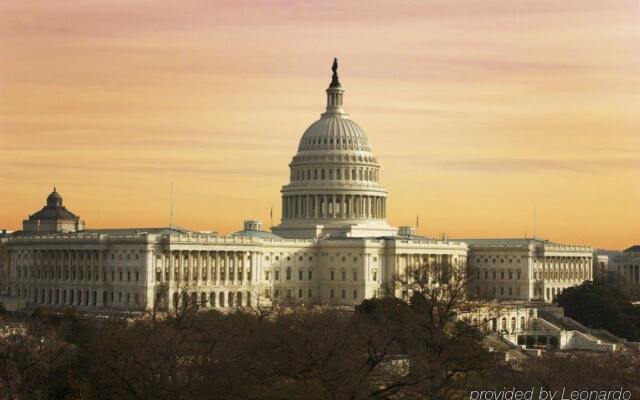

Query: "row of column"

xmin=621 ymin=264 xmax=640 ymax=283
xmin=539 ymin=258 xmax=592 ymax=281
xmin=18 ymin=249 xmax=106 ymax=284
xmin=282 ymin=194 xmax=386 ymax=220
xmin=291 ymin=166 xmax=378 ymax=182
xmin=158 ymin=250 xmax=262 ymax=287
xmin=31 ymin=287 xmax=101 ymax=307
xmin=169 ymin=290 xmax=252 ymax=309
xmin=396 ymin=253 xmax=456 ymax=284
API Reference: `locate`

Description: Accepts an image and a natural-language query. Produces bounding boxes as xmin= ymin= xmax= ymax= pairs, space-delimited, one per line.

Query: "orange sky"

xmin=0 ymin=0 xmax=638 ymax=249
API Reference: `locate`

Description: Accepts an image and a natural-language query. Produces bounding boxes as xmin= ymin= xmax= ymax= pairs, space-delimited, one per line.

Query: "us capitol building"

xmin=1 ymin=60 xmax=594 ymax=315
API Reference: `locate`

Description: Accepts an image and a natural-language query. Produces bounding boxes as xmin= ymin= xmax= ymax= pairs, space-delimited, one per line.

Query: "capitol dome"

xmin=272 ymin=59 xmax=397 ymax=239
xmin=297 ymin=117 xmax=371 ymax=152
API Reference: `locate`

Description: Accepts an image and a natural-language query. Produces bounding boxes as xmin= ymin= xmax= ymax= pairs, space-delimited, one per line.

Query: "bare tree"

xmin=368 ymin=261 xmax=492 ymax=400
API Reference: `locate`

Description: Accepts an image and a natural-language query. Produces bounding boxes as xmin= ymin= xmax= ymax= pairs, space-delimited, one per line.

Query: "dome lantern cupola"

xmin=323 ymin=58 xmax=346 ymax=117
xmin=46 ymin=187 xmax=63 ymax=208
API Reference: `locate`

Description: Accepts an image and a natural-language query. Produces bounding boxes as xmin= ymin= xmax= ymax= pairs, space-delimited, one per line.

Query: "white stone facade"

xmin=6 ymin=231 xmax=468 ymax=311
xmin=466 ymin=239 xmax=593 ymax=302
xmin=2 ymin=60 xmax=594 ymax=312
xmin=610 ymin=247 xmax=640 ymax=284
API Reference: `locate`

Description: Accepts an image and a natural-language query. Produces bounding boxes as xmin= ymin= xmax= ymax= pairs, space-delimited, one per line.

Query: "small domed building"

xmin=22 ymin=188 xmax=85 ymax=233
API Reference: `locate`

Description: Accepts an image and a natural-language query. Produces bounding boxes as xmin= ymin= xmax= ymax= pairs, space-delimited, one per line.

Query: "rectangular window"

xmin=308 ymin=288 xmax=312 ymax=298
xmin=352 ymin=271 xmax=357 ymax=281
xmin=330 ymin=289 xmax=335 ymax=298
xmin=353 ymin=290 xmax=358 ymax=299
xmin=330 ymin=271 xmax=335 ymax=281
xmin=275 ymin=271 xmax=280 ymax=281
xmin=298 ymin=270 xmax=303 ymax=280
xmin=298 ymin=289 xmax=303 ymax=298
xmin=308 ymin=270 xmax=312 ymax=280
xmin=341 ymin=289 xmax=346 ymax=299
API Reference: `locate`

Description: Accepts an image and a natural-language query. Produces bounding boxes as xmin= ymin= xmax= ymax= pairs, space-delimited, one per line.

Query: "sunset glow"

xmin=1 ymin=0 xmax=639 ymax=249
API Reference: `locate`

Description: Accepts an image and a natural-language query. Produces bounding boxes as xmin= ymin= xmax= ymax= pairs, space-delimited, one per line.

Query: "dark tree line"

xmin=557 ymin=280 xmax=640 ymax=341
xmin=0 ymin=271 xmax=638 ymax=399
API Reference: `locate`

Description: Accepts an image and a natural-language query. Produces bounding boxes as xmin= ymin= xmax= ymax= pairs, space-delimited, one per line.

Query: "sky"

xmin=0 ymin=0 xmax=638 ymax=249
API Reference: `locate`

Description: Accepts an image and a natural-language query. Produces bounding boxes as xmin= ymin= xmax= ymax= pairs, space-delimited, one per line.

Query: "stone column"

xmin=224 ymin=252 xmax=229 ymax=285
xmin=299 ymin=196 xmax=303 ymax=218
xmin=351 ymin=196 xmax=355 ymax=218
xmin=215 ymin=251 xmax=220 ymax=284
xmin=169 ymin=251 xmax=174 ymax=284
xmin=332 ymin=194 xmax=337 ymax=218
xmin=282 ymin=196 xmax=286 ymax=218
xmin=253 ymin=252 xmax=258 ymax=283
xmin=238 ymin=252 xmax=244 ymax=283
xmin=322 ymin=195 xmax=327 ymax=218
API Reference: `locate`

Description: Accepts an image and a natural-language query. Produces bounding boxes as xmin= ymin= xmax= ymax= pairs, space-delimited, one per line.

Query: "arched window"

xmin=236 ymin=292 xmax=243 ymax=307
xmin=228 ymin=292 xmax=234 ymax=308
xmin=210 ymin=292 xmax=216 ymax=307
xmin=173 ymin=292 xmax=179 ymax=309
xmin=501 ymin=317 xmax=507 ymax=331
xmin=201 ymin=292 xmax=207 ymax=307
xmin=520 ymin=316 xmax=526 ymax=331
xmin=511 ymin=317 xmax=516 ymax=332
xmin=286 ymin=267 xmax=291 ymax=280
xmin=219 ymin=292 xmax=225 ymax=307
